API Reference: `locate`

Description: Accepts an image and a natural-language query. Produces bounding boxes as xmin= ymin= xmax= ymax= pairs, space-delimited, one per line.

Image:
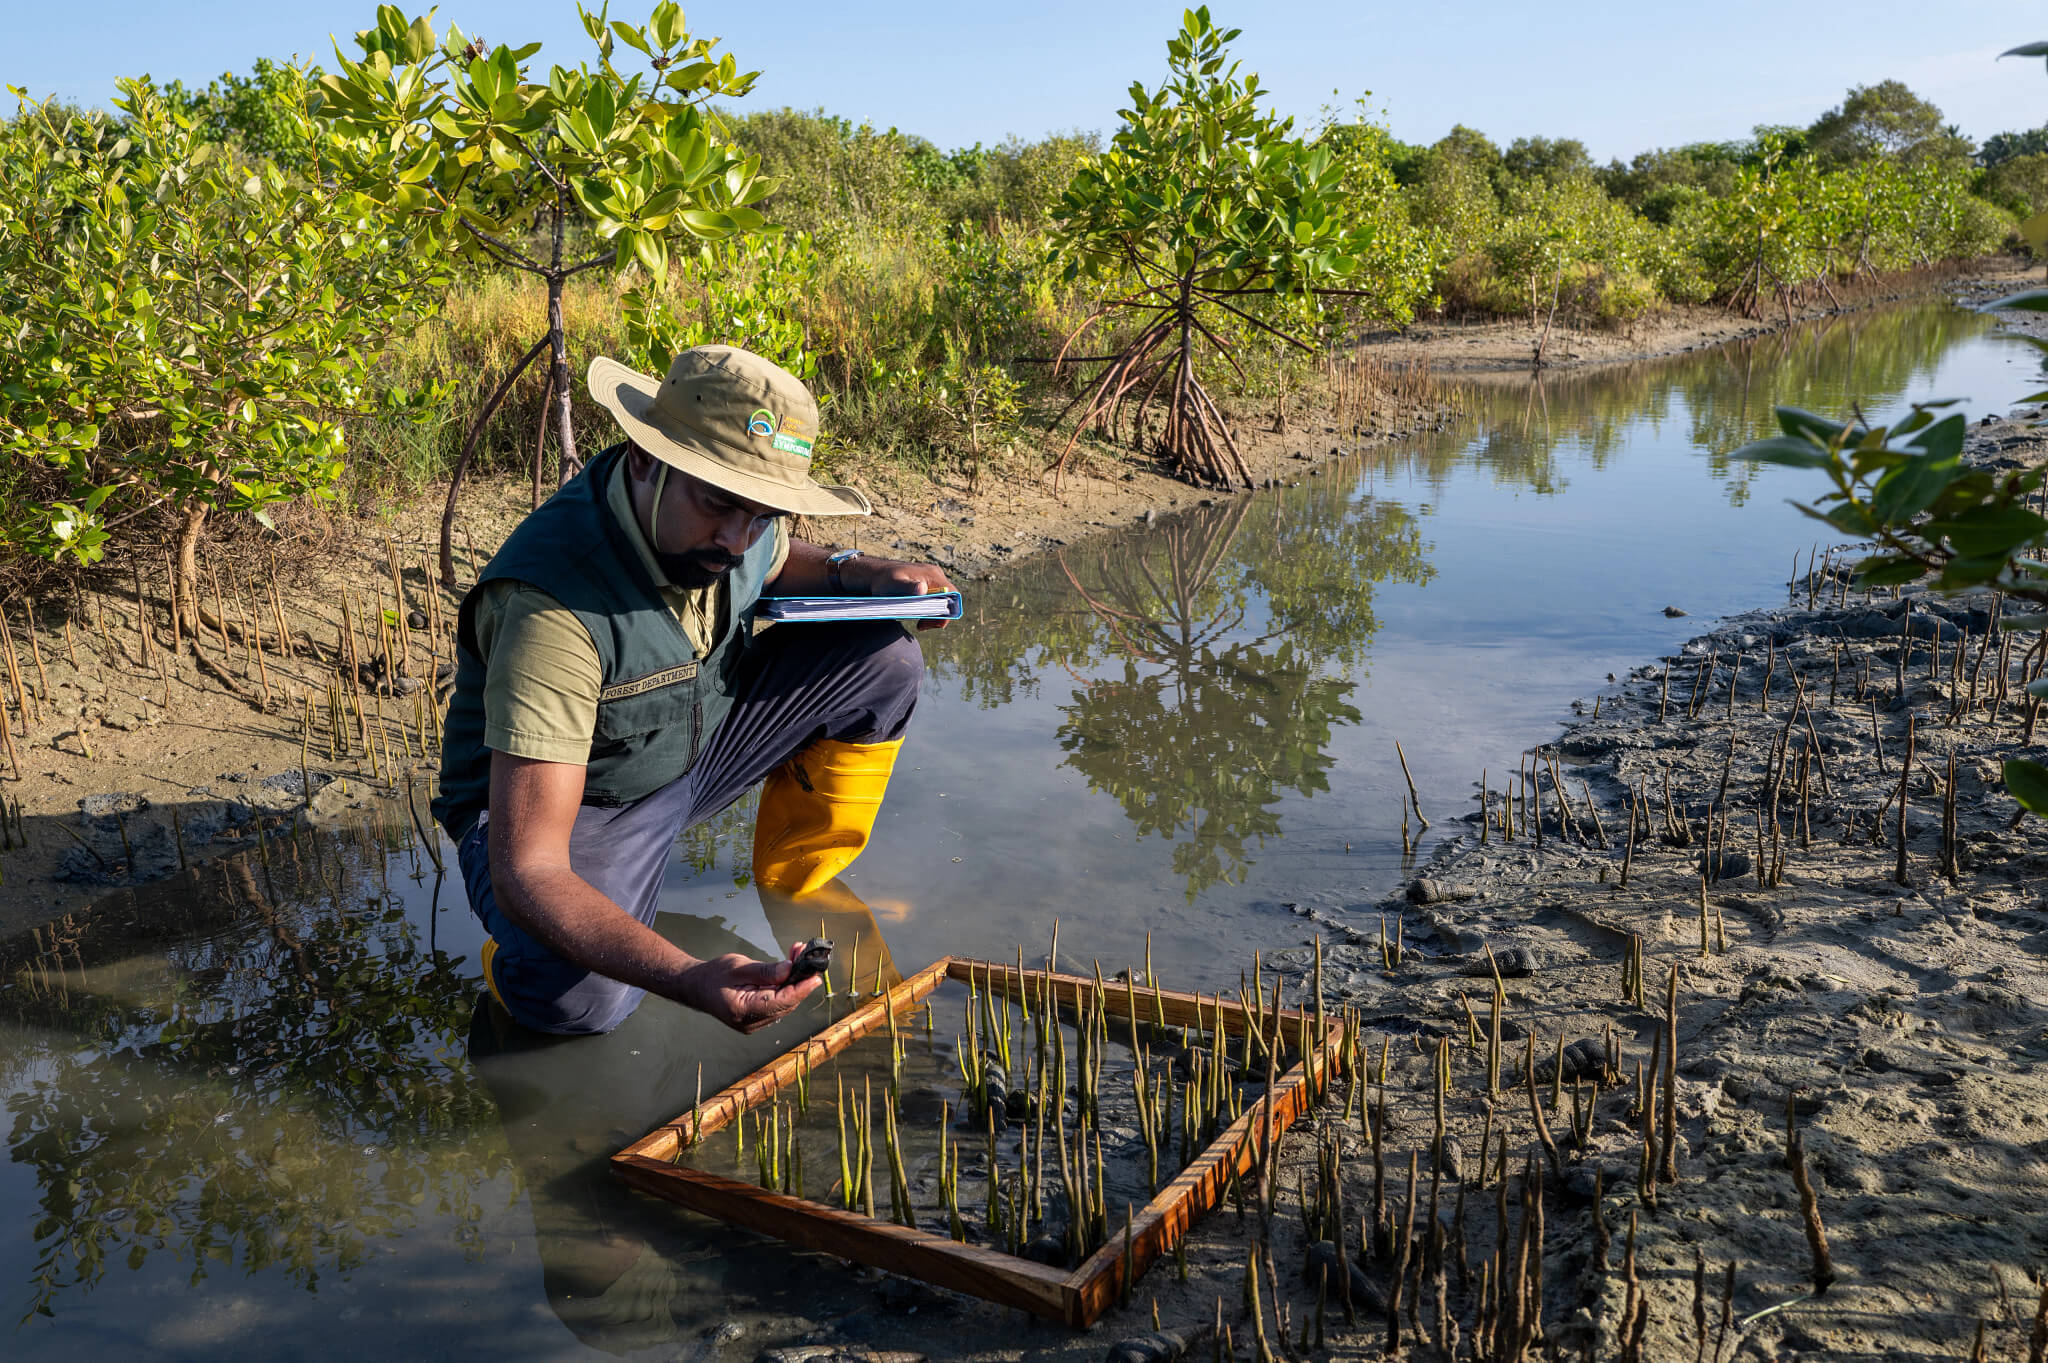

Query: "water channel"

xmin=3 ymin=301 xmax=2041 ymax=1358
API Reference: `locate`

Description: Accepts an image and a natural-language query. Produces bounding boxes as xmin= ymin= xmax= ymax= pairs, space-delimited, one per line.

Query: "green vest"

xmin=431 ymin=442 xmax=777 ymax=841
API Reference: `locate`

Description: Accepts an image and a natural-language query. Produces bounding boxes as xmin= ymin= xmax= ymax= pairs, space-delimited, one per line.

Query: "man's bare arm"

xmin=486 ymin=751 xmax=820 ymax=1032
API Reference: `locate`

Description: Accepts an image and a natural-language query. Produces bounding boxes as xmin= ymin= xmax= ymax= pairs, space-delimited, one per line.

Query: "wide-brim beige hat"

xmin=588 ymin=346 xmax=870 ymax=517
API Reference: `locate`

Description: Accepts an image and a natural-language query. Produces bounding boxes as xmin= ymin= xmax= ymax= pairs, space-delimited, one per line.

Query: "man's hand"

xmin=490 ymin=754 xmax=826 ymax=1033
xmin=678 ymin=941 xmax=825 ymax=1033
xmin=862 ymin=558 xmax=957 ymax=631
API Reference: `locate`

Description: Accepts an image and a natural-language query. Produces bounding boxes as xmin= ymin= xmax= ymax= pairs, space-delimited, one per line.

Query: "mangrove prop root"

xmin=1786 ymin=1128 xmax=1836 ymax=1297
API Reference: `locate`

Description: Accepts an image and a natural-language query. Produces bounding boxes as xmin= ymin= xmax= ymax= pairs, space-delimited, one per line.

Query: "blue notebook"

xmin=757 ymin=591 xmax=963 ymax=623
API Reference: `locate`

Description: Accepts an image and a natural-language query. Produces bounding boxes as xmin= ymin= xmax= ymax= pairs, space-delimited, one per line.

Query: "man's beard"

xmin=657 ymin=548 xmax=742 ymax=589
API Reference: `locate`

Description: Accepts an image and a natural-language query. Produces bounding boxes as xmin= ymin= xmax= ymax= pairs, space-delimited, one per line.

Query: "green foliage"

xmin=2004 ymin=758 xmax=2048 ymax=816
xmin=1313 ymin=109 xmax=1442 ymax=327
xmin=162 ymin=58 xmax=319 ymax=169
xmin=1597 ymin=143 xmax=1743 ymax=223
xmin=1806 ymin=80 xmax=1970 ymax=169
xmin=316 ymin=3 xmax=770 ymax=285
xmin=908 ymin=132 xmax=1100 ymax=229
xmin=12 ymin=4 xmax=2031 ymax=546
xmin=1980 ymin=126 xmax=2048 ymax=167
xmin=1052 ymin=10 xmax=1371 ymax=298
xmin=1729 ymin=398 xmax=2048 ymax=588
xmin=0 ymin=73 xmax=442 ymax=567
xmin=1979 ymin=153 xmax=2048 ymax=220
xmin=623 ymin=231 xmax=822 ymax=380
xmin=1402 ymin=135 xmax=1500 ymax=243
xmin=314 ymin=3 xmax=782 ymax=575
xmin=1500 ymin=135 xmax=1594 ymax=185
xmin=724 ymin=108 xmax=933 ymax=246
xmin=1663 ymin=139 xmax=2008 ymax=320
xmin=1484 ymin=174 xmax=1655 ymax=329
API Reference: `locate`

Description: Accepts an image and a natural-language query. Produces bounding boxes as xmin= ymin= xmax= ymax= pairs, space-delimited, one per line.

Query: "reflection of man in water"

xmin=467 ymin=897 xmax=898 ymax=1352
xmin=432 ymin=345 xmax=949 ymax=1035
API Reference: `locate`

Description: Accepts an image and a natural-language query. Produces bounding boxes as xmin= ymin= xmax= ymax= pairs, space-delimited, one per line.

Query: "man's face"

xmin=629 ymin=447 xmax=784 ymax=588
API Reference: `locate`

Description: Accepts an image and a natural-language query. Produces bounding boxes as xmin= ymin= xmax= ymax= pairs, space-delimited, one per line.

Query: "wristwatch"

xmin=825 ymin=548 xmax=863 ymax=594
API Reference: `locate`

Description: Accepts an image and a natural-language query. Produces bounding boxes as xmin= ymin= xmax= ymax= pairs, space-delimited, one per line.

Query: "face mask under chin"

xmin=645 ymin=460 xmax=742 ymax=587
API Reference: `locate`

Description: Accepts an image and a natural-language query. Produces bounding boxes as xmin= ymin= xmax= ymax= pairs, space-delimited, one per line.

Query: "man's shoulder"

xmin=473 ymin=580 xmax=598 ymax=667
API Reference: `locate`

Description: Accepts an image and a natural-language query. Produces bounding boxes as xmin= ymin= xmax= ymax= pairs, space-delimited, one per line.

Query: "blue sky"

xmin=9 ymin=1 xmax=2045 ymax=160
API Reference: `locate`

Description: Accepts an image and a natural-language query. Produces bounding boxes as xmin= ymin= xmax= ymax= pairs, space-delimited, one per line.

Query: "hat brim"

xmin=588 ymin=356 xmax=871 ymax=517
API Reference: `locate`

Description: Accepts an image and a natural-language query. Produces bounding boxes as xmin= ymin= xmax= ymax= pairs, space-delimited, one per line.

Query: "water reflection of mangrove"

xmin=1376 ymin=302 xmax=2002 ymax=502
xmin=1046 ymin=489 xmax=1430 ymax=897
xmin=1 ymin=827 xmax=508 ymax=1323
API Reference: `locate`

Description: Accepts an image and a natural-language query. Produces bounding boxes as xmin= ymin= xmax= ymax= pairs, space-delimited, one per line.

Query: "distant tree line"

xmin=1 ymin=8 xmax=2036 ymax=571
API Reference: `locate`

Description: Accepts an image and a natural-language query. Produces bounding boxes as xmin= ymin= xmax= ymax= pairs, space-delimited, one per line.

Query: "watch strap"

xmin=825 ymin=548 xmax=863 ymax=594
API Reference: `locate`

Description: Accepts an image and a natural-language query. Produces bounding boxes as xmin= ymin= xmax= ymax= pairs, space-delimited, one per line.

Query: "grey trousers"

xmin=458 ymin=620 xmax=923 ymax=1034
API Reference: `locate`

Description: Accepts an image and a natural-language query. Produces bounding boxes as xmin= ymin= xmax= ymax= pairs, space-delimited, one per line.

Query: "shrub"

xmin=0 ymin=74 xmax=442 ymax=607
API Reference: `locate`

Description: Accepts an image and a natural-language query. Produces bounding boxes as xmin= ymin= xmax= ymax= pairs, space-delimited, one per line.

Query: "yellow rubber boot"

xmin=751 ymin=737 xmax=903 ymax=898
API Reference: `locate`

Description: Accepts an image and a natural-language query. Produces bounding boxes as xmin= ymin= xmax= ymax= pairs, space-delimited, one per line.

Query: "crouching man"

xmin=432 ymin=345 xmax=952 ymax=1035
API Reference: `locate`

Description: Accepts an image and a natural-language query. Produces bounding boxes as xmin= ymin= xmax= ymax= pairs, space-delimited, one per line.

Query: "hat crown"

xmin=586 ymin=345 xmax=868 ymax=517
xmin=654 ymin=345 xmax=818 ymax=469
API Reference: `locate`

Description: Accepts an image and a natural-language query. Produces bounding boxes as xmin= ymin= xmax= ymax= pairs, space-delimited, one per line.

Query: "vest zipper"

xmin=691 ymin=698 xmax=703 ymax=764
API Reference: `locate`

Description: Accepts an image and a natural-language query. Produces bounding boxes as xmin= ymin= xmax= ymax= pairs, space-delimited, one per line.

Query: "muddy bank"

xmin=1213 ymin=427 xmax=2048 ymax=1360
xmin=1366 ymin=260 xmax=2037 ymax=377
xmin=527 ymin=488 xmax=2048 ymax=1363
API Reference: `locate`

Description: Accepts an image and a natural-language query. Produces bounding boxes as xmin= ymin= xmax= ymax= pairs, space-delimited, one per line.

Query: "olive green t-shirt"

xmin=471 ymin=461 xmax=788 ymax=766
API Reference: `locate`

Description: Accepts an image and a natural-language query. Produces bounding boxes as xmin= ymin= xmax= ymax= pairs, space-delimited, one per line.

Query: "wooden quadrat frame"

xmin=613 ymin=956 xmax=1340 ymax=1328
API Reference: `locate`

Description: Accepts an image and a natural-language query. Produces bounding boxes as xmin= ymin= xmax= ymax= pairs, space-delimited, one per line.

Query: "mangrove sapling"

xmin=1487 ymin=977 xmax=1506 ymax=1096
xmin=1662 ymin=966 xmax=1681 ymax=1185
xmin=859 ymin=1079 xmax=876 ymax=1218
xmin=1395 ymin=739 xmax=1430 ymax=831
xmin=1943 ymin=754 xmax=1961 ymax=882
xmin=1525 ymin=1034 xmax=1562 ymax=1181
xmin=1897 ymin=714 xmax=1918 ymax=885
xmin=1386 ymin=1152 xmax=1417 ymax=1356
xmin=1786 ymin=1121 xmax=1837 ymax=1298
xmin=1620 ymin=1212 xmax=1648 ymax=1362
xmin=18 ymin=606 xmax=50 ymax=709
xmin=1369 ymin=1081 xmax=1386 ymax=1243
xmin=1621 ymin=789 xmax=1639 ymax=889
xmin=1044 ymin=10 xmax=1376 ymax=489
xmin=1581 ymin=779 xmax=1609 ymax=848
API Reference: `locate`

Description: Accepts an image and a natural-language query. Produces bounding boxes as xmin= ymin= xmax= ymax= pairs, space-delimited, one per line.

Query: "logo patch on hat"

xmin=747 ymin=408 xmax=776 ymax=437
xmin=771 ymin=412 xmax=815 ymax=459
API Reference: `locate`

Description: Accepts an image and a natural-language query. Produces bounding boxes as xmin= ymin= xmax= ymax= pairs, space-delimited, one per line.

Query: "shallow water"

xmin=3 ymin=301 xmax=2040 ymax=1357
